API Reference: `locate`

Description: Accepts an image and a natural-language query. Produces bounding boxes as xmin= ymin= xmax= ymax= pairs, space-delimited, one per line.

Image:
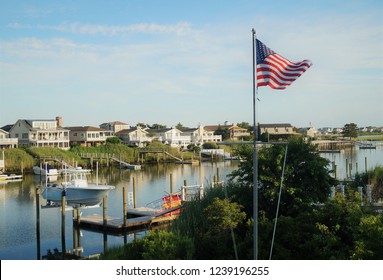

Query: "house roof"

xmin=179 ymin=128 xmax=198 ymax=133
xmin=259 ymin=123 xmax=293 ymax=128
xmin=0 ymin=124 xmax=14 ymax=132
xmin=100 ymin=121 xmax=128 ymax=126
xmin=146 ymin=127 xmax=181 ymax=133
xmin=65 ymin=126 xmax=107 ymax=132
xmin=0 ymin=128 xmax=9 ymax=134
xmin=204 ymin=125 xmax=247 ymax=131
xmin=116 ymin=127 xmax=149 ymax=135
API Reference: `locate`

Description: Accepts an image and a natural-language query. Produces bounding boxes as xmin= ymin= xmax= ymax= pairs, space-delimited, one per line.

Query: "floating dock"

xmin=74 ymin=205 xmax=181 ymax=234
xmin=0 ymin=174 xmax=23 ymax=183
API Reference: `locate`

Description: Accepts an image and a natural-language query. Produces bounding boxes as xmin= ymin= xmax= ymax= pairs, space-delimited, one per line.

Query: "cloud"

xmin=8 ymin=21 xmax=194 ymax=36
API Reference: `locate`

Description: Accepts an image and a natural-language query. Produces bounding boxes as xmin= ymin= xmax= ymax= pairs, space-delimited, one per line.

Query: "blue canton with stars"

xmin=256 ymin=39 xmax=275 ymax=64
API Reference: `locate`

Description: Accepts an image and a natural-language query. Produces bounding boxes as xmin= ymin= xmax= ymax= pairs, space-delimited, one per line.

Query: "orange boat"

xmin=162 ymin=194 xmax=182 ymax=215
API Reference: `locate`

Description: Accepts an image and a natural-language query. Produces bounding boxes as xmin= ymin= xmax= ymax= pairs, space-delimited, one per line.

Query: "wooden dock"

xmin=74 ymin=205 xmax=181 ymax=234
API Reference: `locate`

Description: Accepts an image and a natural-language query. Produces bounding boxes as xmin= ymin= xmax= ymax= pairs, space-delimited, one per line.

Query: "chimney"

xmin=56 ymin=116 xmax=63 ymax=127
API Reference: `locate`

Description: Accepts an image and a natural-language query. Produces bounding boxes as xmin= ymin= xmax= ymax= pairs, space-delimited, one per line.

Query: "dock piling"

xmin=170 ymin=173 xmax=173 ymax=194
xmin=133 ymin=177 xmax=137 ymax=208
xmin=103 ymin=196 xmax=107 ymax=230
xmin=123 ymin=186 xmax=127 ymax=227
xmin=61 ymin=190 xmax=66 ymax=258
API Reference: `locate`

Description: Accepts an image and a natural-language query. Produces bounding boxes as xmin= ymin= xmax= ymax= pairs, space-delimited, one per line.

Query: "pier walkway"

xmin=74 ymin=205 xmax=182 ymax=234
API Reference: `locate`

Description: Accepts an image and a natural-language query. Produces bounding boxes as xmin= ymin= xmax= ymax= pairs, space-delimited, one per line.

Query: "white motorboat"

xmin=33 ymin=165 xmax=58 ymax=176
xmin=59 ymin=166 xmax=92 ymax=175
xmin=40 ymin=176 xmax=115 ymax=207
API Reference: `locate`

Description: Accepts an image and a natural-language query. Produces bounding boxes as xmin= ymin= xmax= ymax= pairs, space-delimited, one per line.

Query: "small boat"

xmin=0 ymin=174 xmax=23 ymax=184
xmin=59 ymin=166 xmax=92 ymax=175
xmin=33 ymin=164 xmax=58 ymax=176
xmin=175 ymin=160 xmax=199 ymax=165
xmin=161 ymin=193 xmax=182 ymax=215
xmin=40 ymin=176 xmax=115 ymax=207
xmin=162 ymin=193 xmax=182 ymax=209
xmin=117 ymin=164 xmax=141 ymax=170
xmin=356 ymin=141 xmax=377 ymax=149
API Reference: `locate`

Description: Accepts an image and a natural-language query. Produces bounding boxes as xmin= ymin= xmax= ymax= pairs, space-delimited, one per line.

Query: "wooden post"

xmin=133 ymin=177 xmax=137 ymax=208
xmin=72 ymin=214 xmax=77 ymax=256
xmin=365 ymin=157 xmax=368 ymax=173
xmin=346 ymin=159 xmax=349 ymax=178
xmin=217 ymin=168 xmax=220 ymax=182
xmin=170 ymin=173 xmax=173 ymax=194
xmin=334 ymin=164 xmax=337 ymax=179
xmin=103 ymin=196 xmax=108 ymax=232
xmin=76 ymin=208 xmax=81 ymax=225
xmin=184 ymin=180 xmax=188 ymax=201
xmin=39 ymin=161 xmax=42 ymax=183
xmin=123 ymin=186 xmax=127 ymax=227
xmin=61 ymin=190 xmax=66 ymax=258
xmin=35 ymin=187 xmax=41 ymax=260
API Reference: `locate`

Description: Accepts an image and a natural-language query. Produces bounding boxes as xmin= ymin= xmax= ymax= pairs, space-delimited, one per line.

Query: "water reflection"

xmin=321 ymin=145 xmax=383 ymax=180
xmin=0 ymin=161 xmax=238 ymax=260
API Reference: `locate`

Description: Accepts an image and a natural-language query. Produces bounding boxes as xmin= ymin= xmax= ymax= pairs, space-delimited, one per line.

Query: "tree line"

xmin=101 ymin=137 xmax=383 ymax=260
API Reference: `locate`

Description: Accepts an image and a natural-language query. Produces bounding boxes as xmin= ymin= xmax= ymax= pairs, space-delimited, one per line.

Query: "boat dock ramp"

xmin=74 ymin=183 xmax=201 ymax=235
xmin=74 ymin=205 xmax=182 ymax=234
xmin=40 ymin=180 xmax=205 ymax=235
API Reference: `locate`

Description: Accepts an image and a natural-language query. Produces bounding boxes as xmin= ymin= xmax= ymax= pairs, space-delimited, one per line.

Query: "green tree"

xmin=101 ymin=230 xmax=194 ymax=260
xmin=106 ymin=136 xmax=122 ymax=144
xmin=229 ymin=137 xmax=336 ymax=217
xmin=342 ymin=123 xmax=358 ymax=139
xmin=237 ymin=122 xmax=251 ymax=130
xmin=175 ymin=123 xmax=187 ymax=129
xmin=215 ymin=126 xmax=230 ymax=141
xmin=202 ymin=142 xmax=218 ymax=149
xmin=151 ymin=123 xmax=167 ymax=129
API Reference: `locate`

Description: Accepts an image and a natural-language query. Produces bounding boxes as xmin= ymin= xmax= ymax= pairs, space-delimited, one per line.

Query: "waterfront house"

xmin=317 ymin=127 xmax=333 ymax=135
xmin=258 ymin=123 xmax=296 ymax=138
xmin=180 ymin=126 xmax=222 ymax=145
xmin=0 ymin=128 xmax=18 ymax=149
xmin=204 ymin=124 xmax=250 ymax=141
xmin=115 ymin=126 xmax=151 ymax=147
xmin=146 ymin=127 xmax=190 ymax=148
xmin=8 ymin=118 xmax=70 ymax=150
xmin=65 ymin=126 xmax=114 ymax=147
xmin=300 ymin=127 xmax=318 ymax=138
xmin=99 ymin=121 xmax=130 ymax=133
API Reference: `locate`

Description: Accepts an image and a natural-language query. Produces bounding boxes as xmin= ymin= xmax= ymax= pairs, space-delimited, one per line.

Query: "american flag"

xmin=256 ymin=39 xmax=312 ymax=90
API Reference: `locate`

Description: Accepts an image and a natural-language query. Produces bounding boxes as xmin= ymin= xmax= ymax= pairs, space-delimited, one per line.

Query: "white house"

xmin=9 ymin=118 xmax=70 ymax=150
xmin=300 ymin=127 xmax=318 ymax=138
xmin=116 ymin=126 xmax=151 ymax=147
xmin=147 ymin=127 xmax=191 ymax=148
xmin=0 ymin=128 xmax=18 ymax=149
xmin=180 ymin=126 xmax=222 ymax=145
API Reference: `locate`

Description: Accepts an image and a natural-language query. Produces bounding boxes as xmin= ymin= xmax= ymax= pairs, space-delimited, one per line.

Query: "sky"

xmin=0 ymin=0 xmax=382 ymax=129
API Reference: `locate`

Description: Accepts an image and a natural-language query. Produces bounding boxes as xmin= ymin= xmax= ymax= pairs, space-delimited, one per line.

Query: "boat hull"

xmin=33 ymin=166 xmax=58 ymax=176
xmin=41 ymin=184 xmax=115 ymax=206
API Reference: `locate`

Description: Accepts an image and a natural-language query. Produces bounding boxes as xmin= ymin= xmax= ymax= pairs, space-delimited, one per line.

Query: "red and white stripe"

xmin=257 ymin=53 xmax=312 ymax=90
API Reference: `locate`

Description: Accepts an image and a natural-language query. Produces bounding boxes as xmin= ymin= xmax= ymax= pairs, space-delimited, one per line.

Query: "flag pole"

xmin=252 ymin=28 xmax=259 ymax=260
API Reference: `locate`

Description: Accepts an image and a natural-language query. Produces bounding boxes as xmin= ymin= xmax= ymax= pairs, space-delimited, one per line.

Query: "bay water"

xmin=1 ymin=144 xmax=382 ymax=260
